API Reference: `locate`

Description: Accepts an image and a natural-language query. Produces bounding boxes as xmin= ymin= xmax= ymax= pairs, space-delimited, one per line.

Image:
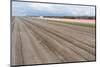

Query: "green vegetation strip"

xmin=60 ymin=22 xmax=95 ymax=27
xmin=49 ymin=20 xmax=95 ymax=28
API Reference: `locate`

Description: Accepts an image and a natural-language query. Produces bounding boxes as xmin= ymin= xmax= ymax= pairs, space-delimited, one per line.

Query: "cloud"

xmin=29 ymin=3 xmax=64 ymax=14
xmin=68 ymin=6 xmax=95 ymax=16
xmin=29 ymin=3 xmax=95 ymax=16
xmin=12 ymin=1 xmax=95 ymax=16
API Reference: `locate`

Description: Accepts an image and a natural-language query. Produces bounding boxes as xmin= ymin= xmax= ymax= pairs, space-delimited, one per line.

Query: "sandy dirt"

xmin=11 ymin=17 xmax=96 ymax=66
xmin=42 ymin=18 xmax=95 ymax=24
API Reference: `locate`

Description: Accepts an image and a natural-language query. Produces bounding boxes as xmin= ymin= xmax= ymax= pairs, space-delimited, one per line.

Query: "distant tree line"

xmin=63 ymin=16 xmax=95 ymax=19
xmin=43 ymin=16 xmax=95 ymax=19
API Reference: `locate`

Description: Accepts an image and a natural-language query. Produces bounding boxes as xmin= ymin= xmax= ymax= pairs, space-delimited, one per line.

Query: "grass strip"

xmin=48 ymin=20 xmax=95 ymax=28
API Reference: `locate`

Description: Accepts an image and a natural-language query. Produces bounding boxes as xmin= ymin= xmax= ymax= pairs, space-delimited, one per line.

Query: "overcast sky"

xmin=12 ymin=1 xmax=95 ymax=16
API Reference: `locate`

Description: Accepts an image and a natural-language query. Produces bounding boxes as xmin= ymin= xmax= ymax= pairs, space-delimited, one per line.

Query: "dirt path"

xmin=11 ymin=17 xmax=96 ymax=66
